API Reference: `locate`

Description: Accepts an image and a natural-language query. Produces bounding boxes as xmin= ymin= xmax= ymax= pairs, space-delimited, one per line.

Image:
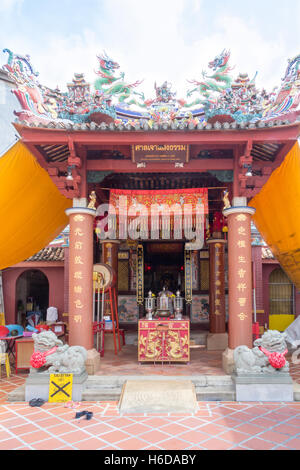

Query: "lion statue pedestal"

xmin=25 ymin=331 xmax=88 ymax=403
xmin=232 ymin=330 xmax=294 ymax=402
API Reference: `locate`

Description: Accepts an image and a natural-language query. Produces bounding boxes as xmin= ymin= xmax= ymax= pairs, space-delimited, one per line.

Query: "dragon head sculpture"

xmin=97 ymin=51 xmax=120 ymax=72
xmin=208 ymin=49 xmax=231 ymax=71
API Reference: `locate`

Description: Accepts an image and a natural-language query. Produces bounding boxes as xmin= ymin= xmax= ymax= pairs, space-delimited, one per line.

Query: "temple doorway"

xmin=144 ymin=242 xmax=184 ymax=295
xmin=15 ymin=270 xmax=49 ymax=325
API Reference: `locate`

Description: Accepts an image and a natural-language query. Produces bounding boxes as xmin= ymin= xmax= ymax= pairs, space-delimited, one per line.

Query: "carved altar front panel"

xmin=138 ymin=318 xmax=190 ymax=363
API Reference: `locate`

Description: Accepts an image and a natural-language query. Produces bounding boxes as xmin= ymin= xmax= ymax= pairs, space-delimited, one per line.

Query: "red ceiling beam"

xmin=15 ymin=123 xmax=300 ymax=146
xmin=86 ymin=158 xmax=234 ymax=172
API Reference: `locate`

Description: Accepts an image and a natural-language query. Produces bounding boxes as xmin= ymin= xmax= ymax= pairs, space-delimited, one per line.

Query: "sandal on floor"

xmin=29 ymin=398 xmax=46 ymax=407
xmin=75 ymin=410 xmax=88 ymax=419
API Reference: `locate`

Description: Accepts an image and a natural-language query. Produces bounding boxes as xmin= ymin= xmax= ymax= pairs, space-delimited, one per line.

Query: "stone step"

xmin=82 ymin=388 xmax=121 ymax=402
xmin=7 ymin=377 xmax=300 ymax=403
xmin=84 ymin=375 xmax=234 ymax=389
xmin=7 ymin=384 xmax=25 ymax=402
xmin=196 ymin=387 xmax=236 ymax=401
xmin=82 ymin=375 xmax=235 ymax=402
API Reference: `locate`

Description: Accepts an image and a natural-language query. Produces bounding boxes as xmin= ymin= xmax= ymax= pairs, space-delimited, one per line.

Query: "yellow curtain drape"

xmin=250 ymin=142 xmax=300 ymax=289
xmin=0 ymin=141 xmax=72 ymax=269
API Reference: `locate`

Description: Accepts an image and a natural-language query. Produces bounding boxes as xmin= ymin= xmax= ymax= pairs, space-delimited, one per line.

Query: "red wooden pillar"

xmin=65 ymin=206 xmax=96 ymax=349
xmin=222 ymin=200 xmax=255 ymax=372
xmin=207 ymin=239 xmax=227 ymax=333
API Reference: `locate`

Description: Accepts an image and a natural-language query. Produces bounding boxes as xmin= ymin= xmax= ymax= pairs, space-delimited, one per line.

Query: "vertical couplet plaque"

xmin=136 ymin=244 xmax=144 ymax=306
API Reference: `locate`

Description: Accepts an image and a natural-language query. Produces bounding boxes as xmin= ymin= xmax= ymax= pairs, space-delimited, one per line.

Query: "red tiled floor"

xmin=20 ymin=430 xmax=51 ymax=444
xmin=117 ymin=437 xmax=149 ymax=450
xmin=121 ymin=423 xmax=152 ymax=435
xmin=178 ymin=416 xmax=209 ymax=428
xmin=201 ymin=438 xmax=233 ymax=450
xmin=0 ymin=438 xmax=25 ymax=449
xmin=235 ymin=422 xmax=266 ymax=435
xmin=137 ymin=429 xmax=170 ymax=444
xmin=178 ymin=429 xmax=210 ymax=444
xmin=100 ymin=429 xmax=132 ymax=444
xmin=218 ymin=429 xmax=250 ymax=443
xmin=1 ymin=365 xmax=300 ymax=450
xmin=59 ymin=430 xmax=91 ymax=444
xmin=243 ymin=438 xmax=278 ymax=450
xmin=159 ymin=437 xmax=192 ymax=450
xmin=272 ymin=423 xmax=300 ymax=435
xmin=196 ymin=423 xmax=227 ymax=435
xmin=95 ymin=346 xmax=225 ymax=376
xmin=0 ymin=401 xmax=299 ymax=450
xmin=285 ymin=438 xmax=300 ymax=450
xmin=73 ymin=437 xmax=108 ymax=450
xmin=32 ymin=438 xmax=70 ymax=450
xmin=258 ymin=430 xmax=293 ymax=445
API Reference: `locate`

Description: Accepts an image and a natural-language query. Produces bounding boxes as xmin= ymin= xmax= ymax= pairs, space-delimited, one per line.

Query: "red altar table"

xmin=138 ymin=317 xmax=190 ymax=363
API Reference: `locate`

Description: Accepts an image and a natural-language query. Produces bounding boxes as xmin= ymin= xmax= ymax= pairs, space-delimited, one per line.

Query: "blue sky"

xmin=0 ymin=0 xmax=299 ymax=99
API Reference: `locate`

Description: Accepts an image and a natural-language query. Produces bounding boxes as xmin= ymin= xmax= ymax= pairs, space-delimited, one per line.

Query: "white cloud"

xmin=0 ymin=0 xmax=298 ymax=103
xmin=0 ymin=0 xmax=23 ymax=13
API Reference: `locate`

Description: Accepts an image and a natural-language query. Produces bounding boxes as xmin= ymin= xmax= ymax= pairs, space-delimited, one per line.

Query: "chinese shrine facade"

xmin=1 ymin=48 xmax=300 ymax=372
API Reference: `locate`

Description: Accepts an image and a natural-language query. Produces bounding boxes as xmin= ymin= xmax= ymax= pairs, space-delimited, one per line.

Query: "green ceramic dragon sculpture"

xmin=182 ymin=50 xmax=234 ymax=108
xmin=94 ymin=52 xmax=146 ymax=107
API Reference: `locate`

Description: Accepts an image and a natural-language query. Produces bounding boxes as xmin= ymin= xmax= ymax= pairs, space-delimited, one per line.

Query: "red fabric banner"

xmin=109 ymin=188 xmax=208 ymax=213
xmin=107 ymin=188 xmax=208 ymax=240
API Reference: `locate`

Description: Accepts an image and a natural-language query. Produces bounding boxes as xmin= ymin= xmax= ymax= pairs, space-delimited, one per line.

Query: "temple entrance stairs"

xmin=82 ymin=375 xmax=236 ymax=402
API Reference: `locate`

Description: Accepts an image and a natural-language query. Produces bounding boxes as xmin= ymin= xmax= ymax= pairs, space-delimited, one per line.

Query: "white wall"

xmin=0 ymin=73 xmax=20 ymax=157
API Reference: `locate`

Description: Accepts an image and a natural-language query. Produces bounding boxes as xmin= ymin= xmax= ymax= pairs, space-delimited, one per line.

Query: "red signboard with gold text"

xmin=132 ymin=144 xmax=189 ymax=163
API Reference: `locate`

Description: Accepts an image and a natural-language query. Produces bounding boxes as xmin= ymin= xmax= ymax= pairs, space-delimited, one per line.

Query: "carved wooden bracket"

xmin=47 ymin=165 xmax=81 ymax=198
xmin=68 ymin=137 xmax=82 ymax=169
xmin=239 ymin=140 xmax=253 ymax=168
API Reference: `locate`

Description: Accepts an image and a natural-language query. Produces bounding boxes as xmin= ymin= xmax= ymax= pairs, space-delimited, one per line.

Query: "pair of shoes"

xmin=75 ymin=410 xmax=93 ymax=420
xmin=29 ymin=398 xmax=46 ymax=407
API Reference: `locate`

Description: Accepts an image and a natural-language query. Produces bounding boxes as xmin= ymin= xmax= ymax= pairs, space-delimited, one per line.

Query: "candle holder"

xmin=174 ymin=290 xmax=183 ymax=320
xmin=154 ymin=288 xmax=173 ymax=318
xmin=145 ymin=291 xmax=155 ymax=320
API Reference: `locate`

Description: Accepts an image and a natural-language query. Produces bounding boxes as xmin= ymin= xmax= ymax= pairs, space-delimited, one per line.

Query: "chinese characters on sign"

xmin=235 ymin=214 xmax=248 ymax=322
xmin=185 ymin=249 xmax=193 ymax=304
xmin=214 ymin=243 xmax=223 ymax=316
xmin=72 ymin=214 xmax=86 ymax=325
xmin=136 ymin=244 xmax=144 ymax=305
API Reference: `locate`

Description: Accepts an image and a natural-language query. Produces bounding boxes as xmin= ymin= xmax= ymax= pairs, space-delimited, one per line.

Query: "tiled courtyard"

xmin=0 ymin=369 xmax=300 ymax=450
xmin=95 ymin=346 xmax=225 ymax=376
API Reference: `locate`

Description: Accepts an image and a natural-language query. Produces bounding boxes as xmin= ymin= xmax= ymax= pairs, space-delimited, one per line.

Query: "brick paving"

xmin=0 ymin=371 xmax=300 ymax=450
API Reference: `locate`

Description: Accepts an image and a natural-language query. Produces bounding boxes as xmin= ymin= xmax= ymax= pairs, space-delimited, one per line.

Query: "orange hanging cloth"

xmin=0 ymin=141 xmax=72 ymax=269
xmin=250 ymin=142 xmax=300 ymax=289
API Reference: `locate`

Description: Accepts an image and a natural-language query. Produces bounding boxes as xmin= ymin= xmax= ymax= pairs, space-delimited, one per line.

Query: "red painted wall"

xmin=2 ymin=265 xmax=65 ymax=324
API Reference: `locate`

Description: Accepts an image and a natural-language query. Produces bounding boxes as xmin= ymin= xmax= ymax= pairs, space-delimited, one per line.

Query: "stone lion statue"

xmin=31 ymin=330 xmax=87 ymax=375
xmin=234 ymin=330 xmax=289 ymax=376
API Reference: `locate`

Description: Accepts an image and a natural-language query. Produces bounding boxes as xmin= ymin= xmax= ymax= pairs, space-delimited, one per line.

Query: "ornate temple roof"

xmin=26 ymin=246 xmax=64 ymax=262
xmin=261 ymin=247 xmax=275 ymax=260
xmin=2 ymin=48 xmax=300 ymax=131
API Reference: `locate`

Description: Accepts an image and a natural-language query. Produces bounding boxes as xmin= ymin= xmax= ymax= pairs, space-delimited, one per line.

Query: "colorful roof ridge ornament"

xmin=94 ymin=51 xmax=146 ymax=109
xmin=2 ymin=48 xmax=299 ymax=128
